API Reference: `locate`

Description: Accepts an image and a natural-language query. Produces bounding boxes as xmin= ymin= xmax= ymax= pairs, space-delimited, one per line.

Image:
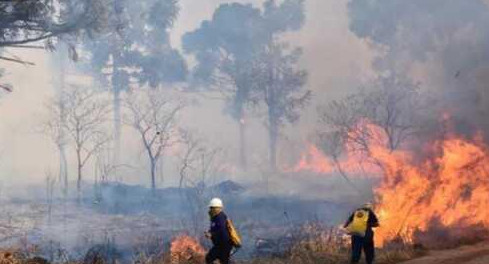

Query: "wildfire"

xmin=169 ymin=235 xmax=205 ymax=264
xmin=291 ymin=144 xmax=334 ymax=174
xmin=373 ymin=133 xmax=489 ymax=246
xmin=288 ymin=140 xmax=380 ymax=177
xmin=291 ymin=118 xmax=489 ymax=247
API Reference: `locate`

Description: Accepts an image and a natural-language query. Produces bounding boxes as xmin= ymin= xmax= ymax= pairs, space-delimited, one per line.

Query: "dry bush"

xmin=132 ymin=235 xmax=167 ymax=264
xmin=132 ymin=235 xmax=205 ymax=264
xmin=239 ymin=223 xmax=424 ymax=264
xmin=0 ymin=252 xmax=22 ymax=264
xmin=412 ymin=223 xmax=489 ymax=250
xmin=287 ymin=223 xmax=349 ymax=264
xmin=164 ymin=236 xmax=204 ymax=264
xmin=0 ymin=251 xmax=50 ymax=264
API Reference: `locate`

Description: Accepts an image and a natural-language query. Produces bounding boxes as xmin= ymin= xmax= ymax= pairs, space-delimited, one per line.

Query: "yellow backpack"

xmin=226 ymin=219 xmax=242 ymax=248
xmin=346 ymin=209 xmax=369 ymax=237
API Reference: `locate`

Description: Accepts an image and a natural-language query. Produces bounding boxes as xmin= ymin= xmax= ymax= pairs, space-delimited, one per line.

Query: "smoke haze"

xmin=0 ymin=0 xmax=375 ymax=190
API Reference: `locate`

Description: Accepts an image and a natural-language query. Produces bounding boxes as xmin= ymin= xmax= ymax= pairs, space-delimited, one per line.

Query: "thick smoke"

xmin=348 ymin=0 xmax=489 ymax=139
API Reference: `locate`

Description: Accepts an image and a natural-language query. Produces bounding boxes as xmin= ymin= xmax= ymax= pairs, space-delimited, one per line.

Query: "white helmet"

xmin=209 ymin=197 xmax=223 ymax=208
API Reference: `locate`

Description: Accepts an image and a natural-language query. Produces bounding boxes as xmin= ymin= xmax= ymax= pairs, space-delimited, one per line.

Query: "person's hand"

xmin=204 ymin=231 xmax=211 ymax=239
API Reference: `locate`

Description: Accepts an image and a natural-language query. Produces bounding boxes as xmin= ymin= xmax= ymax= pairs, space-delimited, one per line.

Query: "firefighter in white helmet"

xmin=205 ymin=198 xmax=232 ymax=264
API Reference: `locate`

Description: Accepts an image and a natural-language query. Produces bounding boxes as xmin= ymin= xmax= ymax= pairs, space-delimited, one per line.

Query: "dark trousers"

xmin=206 ymin=246 xmax=232 ymax=264
xmin=351 ymin=234 xmax=375 ymax=264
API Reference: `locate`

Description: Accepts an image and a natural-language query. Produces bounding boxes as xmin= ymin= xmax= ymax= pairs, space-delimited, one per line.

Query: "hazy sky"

xmin=0 ymin=0 xmax=375 ymax=188
xmin=172 ymin=0 xmax=375 ymax=98
xmin=172 ymin=0 xmax=375 ymax=137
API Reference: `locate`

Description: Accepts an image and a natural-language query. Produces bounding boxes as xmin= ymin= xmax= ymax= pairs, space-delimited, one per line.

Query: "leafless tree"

xmin=42 ymin=99 xmax=69 ymax=196
xmin=124 ymin=89 xmax=183 ymax=190
xmin=93 ymin=146 xmax=135 ymax=203
xmin=177 ymin=130 xmax=201 ymax=190
xmin=314 ymin=75 xmax=431 ymax=191
xmin=94 ymin=145 xmax=135 ymax=183
xmin=177 ymin=130 xmax=223 ymax=189
xmin=46 ymin=86 xmax=110 ymax=199
xmin=318 ymin=76 xmax=425 ymax=156
xmin=44 ymin=169 xmax=57 ymax=223
xmin=176 ymin=129 xmax=224 ymax=235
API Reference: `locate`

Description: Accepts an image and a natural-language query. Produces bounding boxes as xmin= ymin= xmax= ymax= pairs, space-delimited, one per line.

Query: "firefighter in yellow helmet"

xmin=344 ymin=202 xmax=379 ymax=264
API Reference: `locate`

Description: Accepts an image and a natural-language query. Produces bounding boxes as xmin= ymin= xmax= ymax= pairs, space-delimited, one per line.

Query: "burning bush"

xmin=373 ymin=130 xmax=489 ymax=247
xmin=0 ymin=251 xmax=48 ymax=264
xmin=293 ymin=116 xmax=489 ymax=249
xmin=167 ymin=235 xmax=205 ymax=264
xmin=0 ymin=252 xmax=21 ymax=264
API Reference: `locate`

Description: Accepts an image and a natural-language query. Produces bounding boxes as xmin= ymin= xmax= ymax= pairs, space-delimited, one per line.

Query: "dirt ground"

xmin=401 ymin=242 xmax=489 ymax=264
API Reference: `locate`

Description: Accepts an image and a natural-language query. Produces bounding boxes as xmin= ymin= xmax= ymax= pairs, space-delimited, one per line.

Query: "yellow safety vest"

xmin=346 ymin=209 xmax=369 ymax=237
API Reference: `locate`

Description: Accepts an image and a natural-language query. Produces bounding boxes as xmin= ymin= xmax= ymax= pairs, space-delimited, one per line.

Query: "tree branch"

xmin=0 ymin=56 xmax=35 ymax=65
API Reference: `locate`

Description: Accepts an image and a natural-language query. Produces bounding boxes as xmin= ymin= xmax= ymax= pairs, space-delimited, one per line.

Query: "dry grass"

xmin=240 ymin=245 xmax=422 ymax=264
xmin=0 ymin=224 xmax=425 ymax=264
xmin=238 ymin=223 xmax=424 ymax=264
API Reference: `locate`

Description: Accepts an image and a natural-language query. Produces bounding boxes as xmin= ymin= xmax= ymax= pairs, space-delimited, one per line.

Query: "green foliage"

xmin=0 ymin=0 xmax=108 ymax=47
xmin=81 ymin=0 xmax=187 ymax=92
xmin=183 ymin=0 xmax=307 ymax=121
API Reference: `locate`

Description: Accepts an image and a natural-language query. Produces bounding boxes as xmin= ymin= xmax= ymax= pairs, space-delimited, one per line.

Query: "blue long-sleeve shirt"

xmin=210 ymin=212 xmax=231 ymax=247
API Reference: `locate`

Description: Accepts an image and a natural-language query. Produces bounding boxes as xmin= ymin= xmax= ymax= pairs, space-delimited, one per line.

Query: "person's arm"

xmin=369 ymin=211 xmax=380 ymax=228
xmin=344 ymin=213 xmax=354 ymax=228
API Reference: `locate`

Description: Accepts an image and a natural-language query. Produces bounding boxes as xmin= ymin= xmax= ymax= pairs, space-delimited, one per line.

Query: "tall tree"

xmin=48 ymin=43 xmax=70 ymax=195
xmin=183 ymin=0 xmax=306 ymax=171
xmin=80 ymin=0 xmax=187 ymax=171
xmin=182 ymin=3 xmax=266 ymax=170
xmin=255 ymin=41 xmax=309 ymax=171
xmin=259 ymin=0 xmax=308 ymax=171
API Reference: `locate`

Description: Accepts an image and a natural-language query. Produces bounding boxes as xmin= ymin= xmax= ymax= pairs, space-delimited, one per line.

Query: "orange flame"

xmin=291 ymin=144 xmax=334 ymax=173
xmin=288 ymin=137 xmax=380 ymax=177
xmin=372 ymin=134 xmax=489 ymax=246
xmin=326 ymin=119 xmax=489 ymax=246
xmin=169 ymin=235 xmax=205 ymax=264
xmin=292 ymin=118 xmax=489 ymax=247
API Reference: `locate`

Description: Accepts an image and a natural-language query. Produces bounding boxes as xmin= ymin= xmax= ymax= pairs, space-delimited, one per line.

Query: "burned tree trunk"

xmin=239 ymin=117 xmax=248 ymax=170
xmin=150 ymin=158 xmax=157 ymax=190
xmin=77 ymin=148 xmax=82 ymax=201
xmin=268 ymin=101 xmax=279 ymax=172
xmin=111 ymin=53 xmax=123 ymax=179
xmin=59 ymin=145 xmax=68 ymax=195
xmin=268 ymin=122 xmax=278 ymax=172
xmin=125 ymin=89 xmax=182 ymax=192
